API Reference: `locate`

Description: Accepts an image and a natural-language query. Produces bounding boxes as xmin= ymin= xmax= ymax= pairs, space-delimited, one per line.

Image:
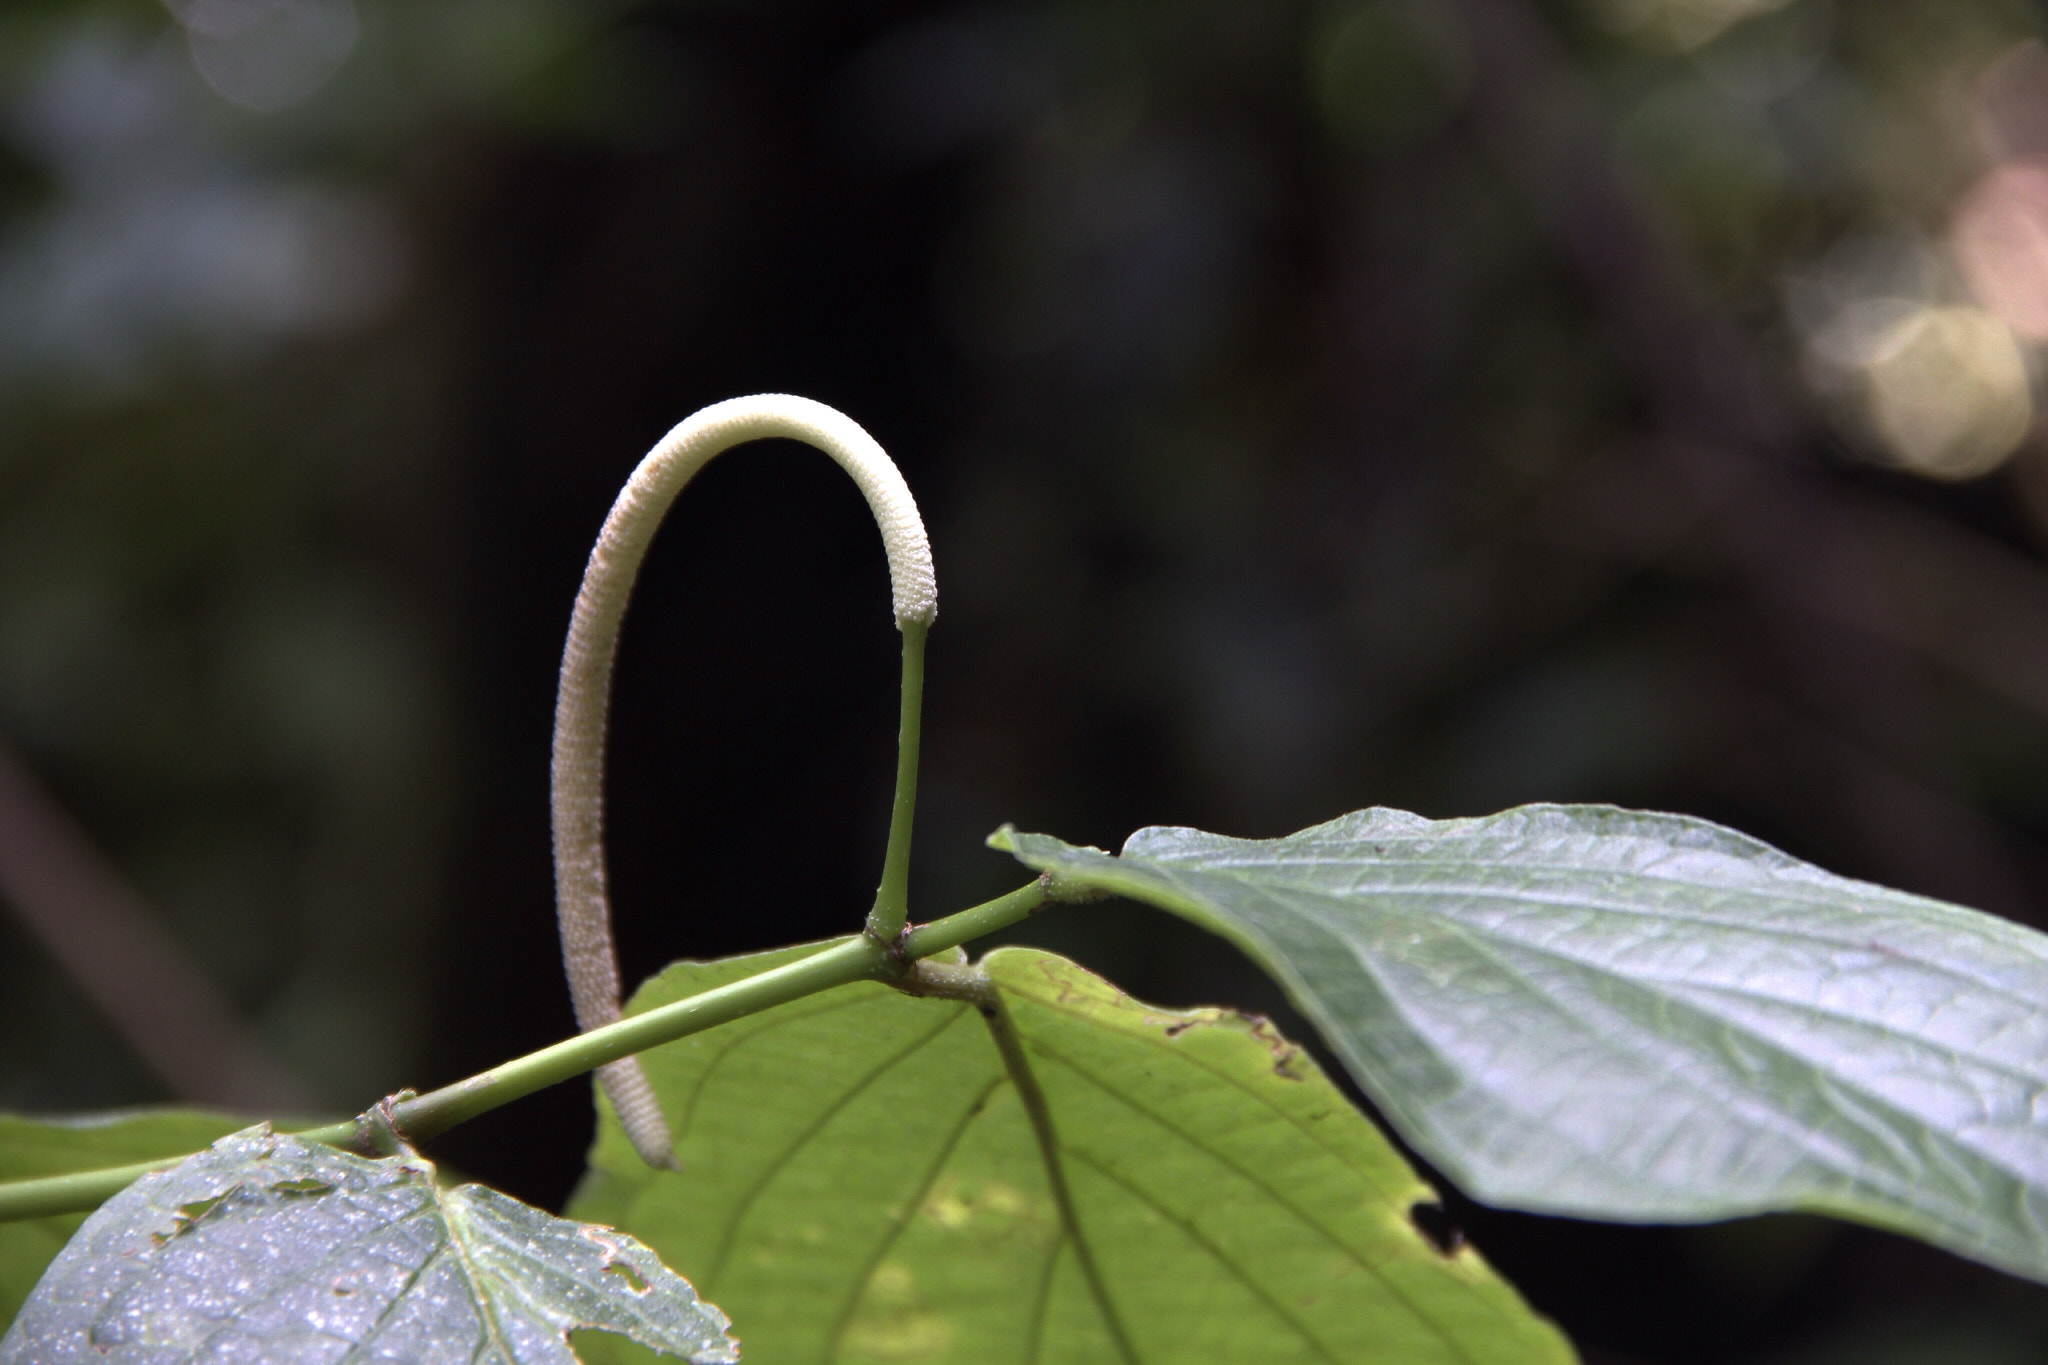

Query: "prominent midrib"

xmin=1117 ymin=861 xmax=2042 ymax=1255
xmin=1271 ymin=881 xmax=2048 ymax=1103
xmin=430 ymin=1192 xmax=522 ymax=1365
xmin=276 ymin=1189 xmax=444 ymax=1361
xmin=984 ymin=995 xmax=1142 ymax=1365
xmin=1150 ymin=862 xmax=2048 ymax=1052
xmin=1371 ymin=916 xmax=2030 ymax=1235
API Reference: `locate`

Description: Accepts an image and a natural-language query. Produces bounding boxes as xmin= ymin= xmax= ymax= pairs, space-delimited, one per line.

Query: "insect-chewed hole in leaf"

xmin=603 ymin=1261 xmax=652 ymax=1293
xmin=175 ymin=1194 xmax=225 ymax=1221
xmin=1409 ymin=1200 xmax=1465 ymax=1256
xmin=571 ymin=942 xmax=1575 ymax=1364
xmin=151 ymin=1193 xmax=229 ymax=1245
xmin=5 ymin=1128 xmax=739 ymax=1364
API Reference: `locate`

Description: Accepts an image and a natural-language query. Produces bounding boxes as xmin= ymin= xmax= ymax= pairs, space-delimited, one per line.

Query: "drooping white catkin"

xmin=552 ymin=395 xmax=936 ymax=1170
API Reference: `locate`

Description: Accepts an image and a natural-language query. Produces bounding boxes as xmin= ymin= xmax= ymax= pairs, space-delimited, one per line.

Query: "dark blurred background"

xmin=5 ymin=0 xmax=2048 ymax=1359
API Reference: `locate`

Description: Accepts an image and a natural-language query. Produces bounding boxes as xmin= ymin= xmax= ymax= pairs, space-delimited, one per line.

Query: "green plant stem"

xmin=864 ymin=620 xmax=927 ymax=945
xmin=899 ymin=877 xmax=1044 ymax=959
xmin=0 ymin=877 xmax=1051 ymax=1224
xmin=0 ymin=1155 xmax=194 ymax=1223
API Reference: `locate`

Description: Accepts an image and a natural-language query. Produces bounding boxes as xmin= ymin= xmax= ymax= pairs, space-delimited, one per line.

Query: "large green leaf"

xmin=0 ymin=1109 xmax=254 ymax=1330
xmin=992 ymin=804 xmax=2048 ymax=1284
xmin=571 ymin=942 xmax=1571 ymax=1364
xmin=1 ymin=1124 xmax=737 ymax=1364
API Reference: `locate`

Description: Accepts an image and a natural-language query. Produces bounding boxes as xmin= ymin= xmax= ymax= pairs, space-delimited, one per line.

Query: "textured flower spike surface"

xmin=552 ymin=395 xmax=937 ymax=1169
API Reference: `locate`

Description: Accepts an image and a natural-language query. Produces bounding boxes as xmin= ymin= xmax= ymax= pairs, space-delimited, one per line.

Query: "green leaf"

xmin=0 ymin=1109 xmax=254 ymax=1330
xmin=571 ymin=942 xmax=1572 ymax=1364
xmin=0 ymin=1124 xmax=737 ymax=1364
xmin=992 ymin=804 xmax=2048 ymax=1284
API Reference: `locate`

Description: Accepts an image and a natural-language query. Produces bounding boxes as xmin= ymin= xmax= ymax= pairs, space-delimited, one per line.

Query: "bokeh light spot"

xmin=1586 ymin=0 xmax=1797 ymax=54
xmin=165 ymin=0 xmax=357 ymax=113
xmin=1954 ymin=160 xmax=2048 ymax=341
xmin=1863 ymin=304 xmax=2032 ymax=479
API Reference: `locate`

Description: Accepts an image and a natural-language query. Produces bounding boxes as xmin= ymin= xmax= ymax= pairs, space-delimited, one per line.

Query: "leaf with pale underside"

xmin=571 ymin=942 xmax=1571 ymax=1364
xmin=0 ymin=1124 xmax=737 ymax=1364
xmin=993 ymin=804 xmax=2048 ymax=1285
xmin=0 ymin=1108 xmax=255 ymax=1330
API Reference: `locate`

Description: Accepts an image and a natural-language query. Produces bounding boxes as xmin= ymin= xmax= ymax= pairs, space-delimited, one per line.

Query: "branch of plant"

xmin=0 ymin=877 xmax=1051 ymax=1224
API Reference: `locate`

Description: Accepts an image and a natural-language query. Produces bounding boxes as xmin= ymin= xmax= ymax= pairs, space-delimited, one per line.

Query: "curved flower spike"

xmin=552 ymin=395 xmax=936 ymax=1170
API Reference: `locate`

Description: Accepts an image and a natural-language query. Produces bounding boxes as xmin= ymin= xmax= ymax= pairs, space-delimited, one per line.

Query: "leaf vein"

xmin=673 ymin=992 xmax=875 ymax=1142
xmin=1031 ymin=1044 xmax=1484 ymax=1365
xmin=1062 ymin=1145 xmax=1347 ymax=1365
xmin=820 ymin=1074 xmax=1006 ymax=1365
xmin=705 ymin=1002 xmax=969 ymax=1290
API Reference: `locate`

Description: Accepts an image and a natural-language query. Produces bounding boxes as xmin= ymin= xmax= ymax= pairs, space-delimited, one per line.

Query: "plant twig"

xmin=0 ymin=878 xmax=1050 ymax=1224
